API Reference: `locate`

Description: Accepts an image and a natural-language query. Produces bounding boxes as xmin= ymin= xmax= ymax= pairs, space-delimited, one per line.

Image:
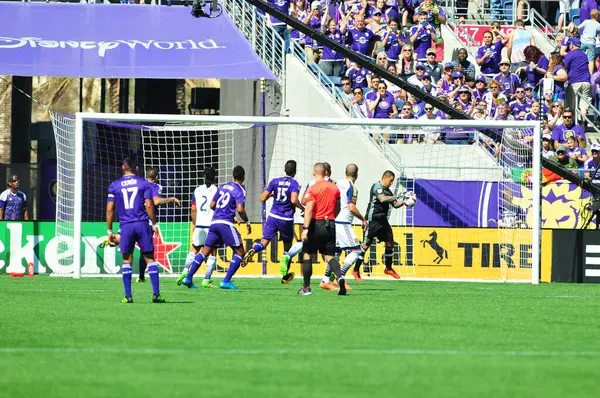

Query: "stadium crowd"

xmin=265 ymin=0 xmax=600 ymax=148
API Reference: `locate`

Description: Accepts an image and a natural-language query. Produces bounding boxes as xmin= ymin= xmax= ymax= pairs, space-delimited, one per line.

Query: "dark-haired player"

xmin=177 ymin=167 xmax=219 ymax=288
xmin=242 ymin=160 xmax=304 ymax=284
xmin=181 ymin=165 xmax=250 ymax=291
xmin=106 ymin=158 xmax=165 ymax=303
xmin=357 ymin=170 xmax=404 ymax=279
xmin=137 ymin=166 xmax=180 ymax=283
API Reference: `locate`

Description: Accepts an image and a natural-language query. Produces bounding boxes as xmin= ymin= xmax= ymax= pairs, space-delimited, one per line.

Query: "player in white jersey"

xmin=177 ymin=167 xmax=219 ymax=288
xmin=320 ymin=164 xmax=368 ymax=291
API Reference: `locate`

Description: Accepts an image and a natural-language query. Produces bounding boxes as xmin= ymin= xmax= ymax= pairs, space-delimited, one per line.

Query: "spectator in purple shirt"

xmin=509 ymin=87 xmax=531 ymax=120
xmin=268 ymin=0 xmax=291 ymax=53
xmin=546 ymin=52 xmax=567 ymax=101
xmin=476 ymin=30 xmax=507 ymax=80
xmin=345 ymin=13 xmax=377 ymax=63
xmin=380 ymin=17 xmax=405 ymax=63
xmin=304 ymin=2 xmax=324 ymax=63
xmin=320 ymin=4 xmax=348 ymax=76
xmin=473 ymin=75 xmax=488 ymax=102
xmin=584 ymin=144 xmax=600 ymax=179
xmin=289 ymin=0 xmax=308 ymax=47
xmin=409 ymin=11 xmax=437 ymax=62
xmin=565 ymin=135 xmax=589 ymax=166
xmin=551 ymin=108 xmax=587 ymax=149
xmin=564 ymin=38 xmax=593 ymax=119
xmin=515 ymin=45 xmax=548 ymax=87
xmin=346 ymin=62 xmax=372 ymax=89
xmin=580 ymin=0 xmax=599 ymax=23
xmin=494 ymin=58 xmax=521 ymax=98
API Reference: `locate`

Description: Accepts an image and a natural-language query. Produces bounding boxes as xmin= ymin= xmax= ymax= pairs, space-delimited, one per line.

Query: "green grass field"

xmin=1 ymin=277 xmax=599 ymax=398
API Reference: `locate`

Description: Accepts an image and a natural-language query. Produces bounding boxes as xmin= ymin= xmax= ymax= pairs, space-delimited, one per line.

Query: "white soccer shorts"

xmin=335 ymin=223 xmax=360 ymax=249
xmin=192 ymin=227 xmax=209 ymax=247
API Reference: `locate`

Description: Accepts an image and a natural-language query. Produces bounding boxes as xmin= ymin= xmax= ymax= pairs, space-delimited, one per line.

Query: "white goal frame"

xmin=70 ymin=113 xmax=542 ymax=284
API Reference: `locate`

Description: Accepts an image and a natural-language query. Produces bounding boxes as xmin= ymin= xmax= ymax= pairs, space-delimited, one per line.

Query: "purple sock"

xmin=122 ymin=263 xmax=132 ymax=297
xmin=223 ymin=254 xmax=242 ymax=283
xmin=187 ymin=252 xmax=206 ymax=282
xmin=252 ymin=242 xmax=265 ymax=253
xmin=147 ymin=262 xmax=160 ymax=295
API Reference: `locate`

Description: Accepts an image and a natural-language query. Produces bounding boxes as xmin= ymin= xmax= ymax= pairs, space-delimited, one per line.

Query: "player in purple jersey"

xmin=182 ymin=166 xmax=251 ymax=290
xmin=242 ymin=160 xmax=304 ymax=283
xmin=106 ymin=158 xmax=164 ymax=304
xmin=136 ymin=167 xmax=181 ymax=283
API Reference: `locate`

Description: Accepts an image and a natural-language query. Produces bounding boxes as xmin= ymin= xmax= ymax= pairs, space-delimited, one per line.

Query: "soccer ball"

xmin=402 ymin=191 xmax=417 ymax=208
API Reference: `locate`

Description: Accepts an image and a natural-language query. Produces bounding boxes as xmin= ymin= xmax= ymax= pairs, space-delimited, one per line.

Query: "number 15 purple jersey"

xmin=210 ymin=182 xmax=246 ymax=224
xmin=265 ymin=176 xmax=299 ymax=220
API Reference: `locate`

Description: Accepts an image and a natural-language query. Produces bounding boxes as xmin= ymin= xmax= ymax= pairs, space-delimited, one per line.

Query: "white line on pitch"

xmin=0 ymin=347 xmax=599 ymax=358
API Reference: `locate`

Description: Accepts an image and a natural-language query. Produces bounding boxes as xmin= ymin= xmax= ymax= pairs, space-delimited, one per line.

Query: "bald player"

xmin=299 ymin=162 xmax=347 ymax=296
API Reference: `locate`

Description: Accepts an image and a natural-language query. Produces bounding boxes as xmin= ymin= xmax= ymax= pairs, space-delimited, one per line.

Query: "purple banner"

xmin=414 ymin=180 xmax=593 ymax=229
xmin=0 ymin=3 xmax=276 ymax=80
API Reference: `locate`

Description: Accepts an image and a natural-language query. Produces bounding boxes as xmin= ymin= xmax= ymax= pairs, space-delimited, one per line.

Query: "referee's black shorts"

xmin=365 ymin=218 xmax=394 ymax=243
xmin=303 ymin=220 xmax=336 ymax=257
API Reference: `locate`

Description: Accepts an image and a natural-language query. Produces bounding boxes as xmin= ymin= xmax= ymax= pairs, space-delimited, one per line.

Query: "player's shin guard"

xmin=287 ymin=242 xmax=303 ymax=259
xmin=188 ymin=252 xmax=206 ymax=281
xmin=205 ymin=255 xmax=217 ymax=279
xmin=138 ymin=257 xmax=147 ymax=280
xmin=302 ymin=258 xmax=313 ymax=288
xmin=384 ymin=246 xmax=393 ymax=269
xmin=183 ymin=251 xmax=196 ymax=270
xmin=147 ymin=262 xmax=160 ymax=295
xmin=122 ymin=263 xmax=133 ymax=298
xmin=223 ymin=254 xmax=242 ymax=283
xmin=341 ymin=251 xmax=360 ymax=276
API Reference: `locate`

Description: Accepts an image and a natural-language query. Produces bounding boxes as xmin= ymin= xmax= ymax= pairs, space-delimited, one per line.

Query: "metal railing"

xmin=575 ymin=94 xmax=600 ymax=135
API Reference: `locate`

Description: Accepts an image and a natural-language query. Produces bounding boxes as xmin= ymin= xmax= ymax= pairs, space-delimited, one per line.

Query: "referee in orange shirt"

xmin=299 ymin=162 xmax=347 ymax=296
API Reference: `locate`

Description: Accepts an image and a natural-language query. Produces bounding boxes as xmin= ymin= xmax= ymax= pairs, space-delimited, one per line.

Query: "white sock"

xmin=321 ymin=275 xmax=330 ymax=283
xmin=341 ymin=251 xmax=360 ymax=276
xmin=205 ymin=256 xmax=217 ymax=279
xmin=287 ymin=242 xmax=303 ymax=259
xmin=184 ymin=251 xmax=196 ymax=270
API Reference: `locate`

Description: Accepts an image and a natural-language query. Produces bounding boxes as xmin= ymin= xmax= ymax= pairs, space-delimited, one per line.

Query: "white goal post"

xmin=50 ymin=113 xmax=541 ymax=284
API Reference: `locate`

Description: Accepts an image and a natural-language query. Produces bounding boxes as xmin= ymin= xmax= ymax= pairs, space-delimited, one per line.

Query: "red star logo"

xmin=136 ymin=226 xmax=181 ymax=273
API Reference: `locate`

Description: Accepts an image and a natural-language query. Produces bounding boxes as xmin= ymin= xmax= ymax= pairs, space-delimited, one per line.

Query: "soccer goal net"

xmin=50 ymin=113 xmax=541 ymax=283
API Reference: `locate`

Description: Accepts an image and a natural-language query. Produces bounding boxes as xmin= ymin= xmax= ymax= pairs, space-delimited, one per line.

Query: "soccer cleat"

xmin=280 ymin=254 xmax=291 ymax=276
xmin=281 ymin=272 xmax=295 ymax=284
xmin=319 ymin=281 xmax=337 ymax=291
xmin=181 ymin=277 xmax=197 ymax=289
xmin=384 ymin=268 xmax=401 ymax=279
xmin=241 ymin=249 xmax=255 ymax=268
xmin=220 ymin=281 xmax=239 ymax=290
xmin=202 ymin=279 xmax=215 ymax=288
xmin=152 ymin=294 xmax=166 ymax=303
xmin=136 ymin=277 xmax=145 ymax=284
xmin=352 ymin=270 xmax=364 ymax=282
xmin=297 ymin=286 xmax=312 ymax=295
xmin=338 ymin=280 xmax=347 ymax=296
xmin=176 ymin=269 xmax=188 ymax=286
xmin=344 ymin=281 xmax=352 ymax=291
xmin=121 ymin=296 xmax=133 ymax=304
xmin=100 ymin=239 xmax=111 ymax=248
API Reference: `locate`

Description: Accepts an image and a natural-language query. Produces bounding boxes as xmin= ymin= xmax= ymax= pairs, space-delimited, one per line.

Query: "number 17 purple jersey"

xmin=107 ymin=175 xmax=153 ymax=224
xmin=266 ymin=176 xmax=299 ymax=220
xmin=210 ymin=182 xmax=246 ymax=224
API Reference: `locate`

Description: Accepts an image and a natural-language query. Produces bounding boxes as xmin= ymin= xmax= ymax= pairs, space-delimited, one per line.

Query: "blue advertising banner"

xmin=0 ymin=3 xmax=276 ymax=79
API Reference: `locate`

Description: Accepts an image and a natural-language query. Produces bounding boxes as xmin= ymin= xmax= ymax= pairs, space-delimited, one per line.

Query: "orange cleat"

xmin=320 ymin=281 xmax=338 ymax=291
xmin=352 ymin=270 xmax=363 ymax=282
xmin=384 ymin=268 xmax=401 ymax=279
xmin=344 ymin=280 xmax=352 ymax=291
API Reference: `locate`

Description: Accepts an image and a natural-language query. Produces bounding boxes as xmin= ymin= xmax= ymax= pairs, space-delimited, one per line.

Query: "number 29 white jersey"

xmin=191 ymin=184 xmax=218 ymax=227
